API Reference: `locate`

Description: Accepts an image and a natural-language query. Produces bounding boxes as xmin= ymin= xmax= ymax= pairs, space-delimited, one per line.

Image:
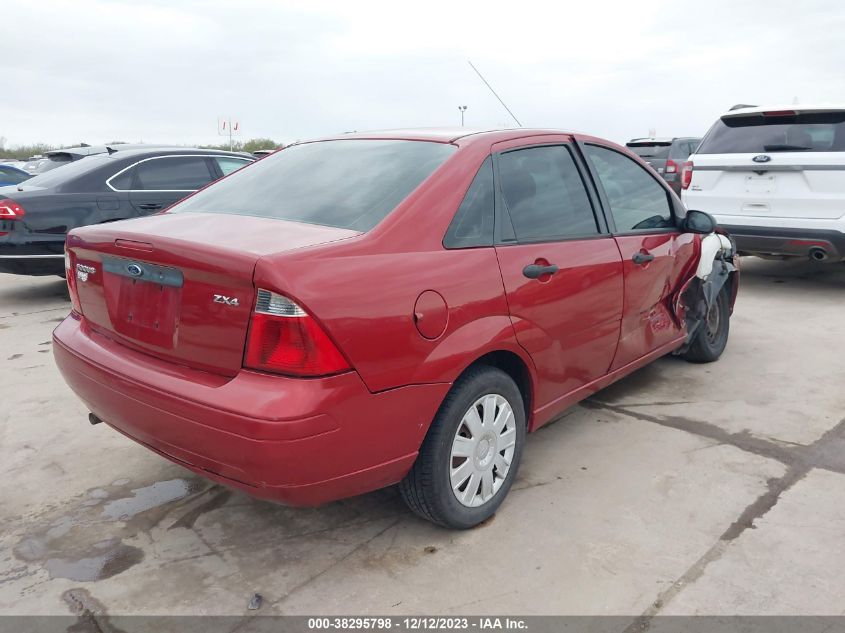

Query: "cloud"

xmin=2 ymin=0 xmax=844 ymax=147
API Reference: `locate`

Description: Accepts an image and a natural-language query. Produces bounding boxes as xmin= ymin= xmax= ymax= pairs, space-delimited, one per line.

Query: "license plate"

xmin=101 ymin=258 xmax=182 ymax=349
xmin=745 ymin=174 xmax=775 ymax=193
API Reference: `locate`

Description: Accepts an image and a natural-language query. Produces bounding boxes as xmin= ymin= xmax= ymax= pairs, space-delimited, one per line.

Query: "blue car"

xmin=0 ymin=164 xmax=30 ymax=186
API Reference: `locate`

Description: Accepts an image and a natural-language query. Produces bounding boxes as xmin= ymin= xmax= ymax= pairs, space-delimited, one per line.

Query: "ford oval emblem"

xmin=752 ymin=154 xmax=772 ymax=163
xmin=126 ymin=264 xmax=143 ymax=277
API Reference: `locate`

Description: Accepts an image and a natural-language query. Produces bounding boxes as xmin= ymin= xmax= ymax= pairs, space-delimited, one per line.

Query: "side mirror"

xmin=684 ymin=210 xmax=717 ymax=234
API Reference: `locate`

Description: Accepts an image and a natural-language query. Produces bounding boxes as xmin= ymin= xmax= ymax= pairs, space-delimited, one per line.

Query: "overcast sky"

xmin=3 ymin=0 xmax=845 ymax=148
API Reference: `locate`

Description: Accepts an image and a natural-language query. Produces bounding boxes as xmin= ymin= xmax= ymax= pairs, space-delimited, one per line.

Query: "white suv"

xmin=682 ymin=104 xmax=845 ymax=262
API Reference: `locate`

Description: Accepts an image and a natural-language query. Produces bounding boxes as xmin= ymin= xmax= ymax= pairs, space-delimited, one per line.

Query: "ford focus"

xmin=53 ymin=128 xmax=738 ymax=528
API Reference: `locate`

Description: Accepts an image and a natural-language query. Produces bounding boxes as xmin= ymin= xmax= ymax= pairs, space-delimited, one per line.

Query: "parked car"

xmin=626 ymin=137 xmax=701 ymax=194
xmin=0 ymin=164 xmax=30 ymax=186
xmin=682 ymin=104 xmax=845 ymax=262
xmin=20 ymin=144 xmax=179 ymax=176
xmin=54 ymin=128 xmax=738 ymax=528
xmin=0 ymin=148 xmax=253 ymax=276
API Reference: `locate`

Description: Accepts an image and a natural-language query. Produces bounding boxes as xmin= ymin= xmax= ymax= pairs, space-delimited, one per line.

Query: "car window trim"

xmin=105 ymin=154 xmax=252 ymax=193
xmin=491 ymin=141 xmax=609 ymax=247
xmin=575 ymin=140 xmax=682 ymax=236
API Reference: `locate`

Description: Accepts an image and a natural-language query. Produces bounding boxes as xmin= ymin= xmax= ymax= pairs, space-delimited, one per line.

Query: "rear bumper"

xmin=719 ymin=224 xmax=845 ymax=260
xmin=53 ymin=315 xmax=450 ymax=506
xmin=0 ymin=239 xmax=65 ymax=275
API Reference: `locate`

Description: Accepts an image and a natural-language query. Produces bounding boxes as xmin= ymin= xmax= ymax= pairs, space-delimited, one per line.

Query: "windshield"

xmin=626 ymin=143 xmax=671 ymax=159
xmin=172 ymin=139 xmax=457 ymax=231
xmin=697 ymin=111 xmax=845 ymax=153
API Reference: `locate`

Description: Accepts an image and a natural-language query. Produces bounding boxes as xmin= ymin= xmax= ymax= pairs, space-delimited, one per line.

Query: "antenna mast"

xmin=467 ymin=61 xmax=522 ymax=127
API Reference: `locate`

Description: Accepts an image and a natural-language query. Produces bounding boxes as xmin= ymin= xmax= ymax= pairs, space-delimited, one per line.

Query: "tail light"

xmin=244 ymin=289 xmax=350 ymax=377
xmin=665 ymin=159 xmax=678 ymax=174
xmin=0 ymin=198 xmax=25 ymax=236
xmin=65 ymin=249 xmax=83 ymax=315
xmin=681 ymin=161 xmax=694 ymax=190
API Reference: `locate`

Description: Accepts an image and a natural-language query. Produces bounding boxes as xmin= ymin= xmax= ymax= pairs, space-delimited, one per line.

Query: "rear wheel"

xmin=684 ymin=285 xmax=730 ymax=363
xmin=399 ymin=366 xmax=526 ymax=529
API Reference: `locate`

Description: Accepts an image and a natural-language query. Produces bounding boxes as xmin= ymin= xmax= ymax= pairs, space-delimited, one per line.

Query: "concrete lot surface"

xmin=1 ymin=258 xmax=844 ymax=621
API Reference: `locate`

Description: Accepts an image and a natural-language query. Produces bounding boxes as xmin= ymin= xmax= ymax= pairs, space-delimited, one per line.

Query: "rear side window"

xmin=584 ymin=144 xmax=674 ymax=232
xmin=626 ymin=143 xmax=671 ymax=159
xmin=135 ymin=156 xmax=215 ymax=190
xmin=172 ymin=140 xmax=456 ymax=231
xmin=444 ymin=157 xmax=494 ymax=249
xmin=698 ymin=112 xmax=845 ymax=153
xmin=498 ymin=145 xmax=598 ymax=242
xmin=215 ymin=156 xmax=252 ymax=175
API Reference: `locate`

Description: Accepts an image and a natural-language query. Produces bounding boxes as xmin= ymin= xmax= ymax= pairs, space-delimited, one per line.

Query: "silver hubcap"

xmin=449 ymin=394 xmax=517 ymax=508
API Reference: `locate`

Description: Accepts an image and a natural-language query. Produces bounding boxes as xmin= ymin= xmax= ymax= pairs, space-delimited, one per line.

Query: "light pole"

xmin=458 ymin=105 xmax=467 ymax=127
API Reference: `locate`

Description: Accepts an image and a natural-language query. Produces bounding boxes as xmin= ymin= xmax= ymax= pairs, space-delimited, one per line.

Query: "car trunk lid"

xmin=67 ymin=212 xmax=359 ymax=376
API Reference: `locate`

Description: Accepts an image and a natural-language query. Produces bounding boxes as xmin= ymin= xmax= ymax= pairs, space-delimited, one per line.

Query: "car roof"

xmin=722 ymin=104 xmax=845 ymax=117
xmin=313 ymin=127 xmax=584 ymax=147
xmin=627 ymin=137 xmax=699 ymax=144
xmin=99 ymin=148 xmax=253 ymax=160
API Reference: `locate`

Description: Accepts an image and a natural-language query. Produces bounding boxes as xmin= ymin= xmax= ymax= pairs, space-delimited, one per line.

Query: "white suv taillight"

xmin=243 ymin=289 xmax=350 ymax=377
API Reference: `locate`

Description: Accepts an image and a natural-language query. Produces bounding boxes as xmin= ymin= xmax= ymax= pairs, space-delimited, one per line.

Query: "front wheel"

xmin=399 ymin=365 xmax=526 ymax=529
xmin=684 ymin=284 xmax=731 ymax=363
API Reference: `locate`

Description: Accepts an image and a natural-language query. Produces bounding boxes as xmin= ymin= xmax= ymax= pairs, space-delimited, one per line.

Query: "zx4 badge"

xmin=213 ymin=294 xmax=239 ymax=307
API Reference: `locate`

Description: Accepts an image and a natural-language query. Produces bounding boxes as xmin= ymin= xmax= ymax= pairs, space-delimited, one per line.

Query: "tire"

xmin=683 ymin=284 xmax=730 ymax=363
xmin=399 ymin=365 xmax=526 ymax=529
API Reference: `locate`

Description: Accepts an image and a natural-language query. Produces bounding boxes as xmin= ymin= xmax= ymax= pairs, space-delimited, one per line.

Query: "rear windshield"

xmin=626 ymin=143 xmax=671 ymax=159
xmin=172 ymin=140 xmax=456 ymax=231
xmin=23 ymin=155 xmax=109 ymax=187
xmin=697 ymin=111 xmax=845 ymax=153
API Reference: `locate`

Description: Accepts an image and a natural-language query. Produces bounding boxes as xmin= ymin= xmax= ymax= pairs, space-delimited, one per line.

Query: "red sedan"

xmin=54 ymin=128 xmax=738 ymax=528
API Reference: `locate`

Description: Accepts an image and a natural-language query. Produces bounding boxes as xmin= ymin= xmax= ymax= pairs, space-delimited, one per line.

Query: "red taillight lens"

xmin=244 ymin=289 xmax=350 ymax=377
xmin=65 ymin=249 xmax=83 ymax=315
xmin=0 ymin=198 xmax=25 ymax=218
xmin=665 ymin=159 xmax=678 ymax=174
xmin=0 ymin=198 xmax=25 ymax=236
xmin=681 ymin=161 xmax=694 ymax=190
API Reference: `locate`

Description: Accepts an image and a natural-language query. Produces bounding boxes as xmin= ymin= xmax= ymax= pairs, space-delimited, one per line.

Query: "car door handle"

xmin=138 ymin=203 xmax=163 ymax=211
xmin=522 ymin=263 xmax=559 ymax=279
xmin=632 ymin=251 xmax=655 ymax=265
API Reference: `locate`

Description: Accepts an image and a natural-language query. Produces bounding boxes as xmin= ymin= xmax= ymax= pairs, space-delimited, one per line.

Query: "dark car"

xmin=20 ymin=144 xmax=181 ymax=176
xmin=0 ymin=164 xmax=30 ymax=186
xmin=625 ymin=137 xmax=701 ymax=194
xmin=0 ymin=148 xmax=253 ymax=276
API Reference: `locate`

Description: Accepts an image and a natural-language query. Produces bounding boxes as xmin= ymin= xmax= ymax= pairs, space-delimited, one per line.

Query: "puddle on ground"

xmin=102 ymin=479 xmax=203 ymax=521
xmin=13 ymin=477 xmax=211 ymax=582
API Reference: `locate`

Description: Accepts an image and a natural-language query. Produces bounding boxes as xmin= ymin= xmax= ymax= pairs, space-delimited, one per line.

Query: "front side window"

xmin=172 ymin=140 xmax=456 ymax=231
xmin=498 ymin=145 xmax=598 ymax=242
xmin=584 ymin=144 xmax=673 ymax=232
xmin=134 ymin=156 xmax=215 ymax=191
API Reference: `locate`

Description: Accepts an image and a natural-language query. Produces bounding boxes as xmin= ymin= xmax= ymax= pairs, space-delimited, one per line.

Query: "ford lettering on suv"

xmin=53 ymin=129 xmax=739 ymax=528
